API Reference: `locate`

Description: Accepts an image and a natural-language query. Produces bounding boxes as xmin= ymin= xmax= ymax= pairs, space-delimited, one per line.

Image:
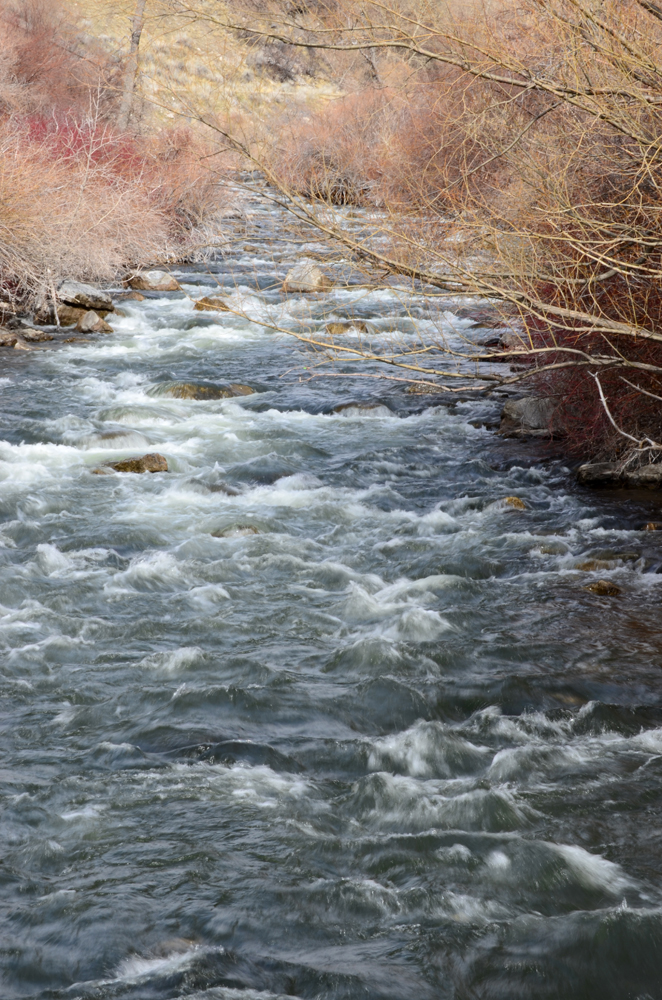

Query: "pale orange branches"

xmin=0 ymin=0 xmax=226 ymax=302
xmin=168 ymin=0 xmax=662 ymax=460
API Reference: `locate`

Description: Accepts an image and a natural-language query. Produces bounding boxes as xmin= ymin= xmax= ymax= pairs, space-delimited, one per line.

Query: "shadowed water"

xmin=2 ymin=207 xmax=662 ymax=999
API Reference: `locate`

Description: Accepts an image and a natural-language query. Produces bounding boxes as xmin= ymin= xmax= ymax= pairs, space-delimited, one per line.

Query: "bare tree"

xmin=169 ymin=0 xmax=662 ymax=463
xmin=117 ymin=0 xmax=147 ymax=130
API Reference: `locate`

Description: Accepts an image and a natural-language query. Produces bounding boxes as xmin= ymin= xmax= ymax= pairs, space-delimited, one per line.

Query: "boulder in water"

xmin=76 ymin=311 xmax=113 ymax=334
xmin=283 ymin=261 xmax=333 ymax=293
xmin=116 ymin=290 xmax=145 ymax=301
xmin=325 ymin=321 xmax=369 ymax=335
xmin=194 ymin=295 xmax=230 ymax=312
xmin=212 ymin=524 xmax=260 ymax=537
xmin=127 ymin=270 xmax=181 ymax=292
xmin=499 ymin=397 xmax=556 ymax=437
xmin=94 ymin=453 xmax=168 ymax=474
xmin=0 ymin=331 xmax=18 ymax=347
xmin=584 ymin=579 xmax=621 ymax=596
xmin=206 ymin=481 xmax=241 ymax=496
xmin=154 ymin=381 xmax=254 ymax=400
xmin=332 ymin=401 xmax=392 ymax=416
xmin=504 ymin=496 xmax=526 ymax=509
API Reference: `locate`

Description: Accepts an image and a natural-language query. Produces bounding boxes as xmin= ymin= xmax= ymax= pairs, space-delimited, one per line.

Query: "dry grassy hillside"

xmin=63 ymin=0 xmax=343 ymax=127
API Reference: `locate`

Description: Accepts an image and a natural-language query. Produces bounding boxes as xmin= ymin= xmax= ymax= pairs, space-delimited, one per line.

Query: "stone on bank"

xmin=578 ymin=462 xmax=662 ymax=489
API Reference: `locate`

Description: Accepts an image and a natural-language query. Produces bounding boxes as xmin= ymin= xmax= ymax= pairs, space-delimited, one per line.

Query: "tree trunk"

xmin=117 ymin=0 xmax=147 ymax=130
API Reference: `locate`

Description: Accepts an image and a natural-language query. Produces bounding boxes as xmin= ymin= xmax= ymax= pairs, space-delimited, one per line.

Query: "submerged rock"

xmin=94 ymin=453 xmax=168 ymax=474
xmin=127 ymin=270 xmax=181 ymax=292
xmin=194 ymin=295 xmax=230 ymax=312
xmin=504 ymin=496 xmax=527 ymax=509
xmin=76 ymin=310 xmax=113 ymax=334
xmin=405 ymin=381 xmax=439 ymax=394
xmin=499 ymin=397 xmax=556 ymax=437
xmin=576 ymin=558 xmax=616 ymax=571
xmin=332 ymin=401 xmax=392 ymax=417
xmin=578 ymin=462 xmax=662 ymax=489
xmin=212 ymin=524 xmax=260 ymax=538
xmin=151 ymin=381 xmax=255 ymax=400
xmin=283 ymin=261 xmax=333 ymax=293
xmin=325 ymin=320 xmax=369 ymax=336
xmin=584 ymin=579 xmax=621 ymax=596
xmin=115 ymin=290 xmax=145 ymax=302
xmin=207 ymin=481 xmax=241 ymax=496
xmin=58 ymin=280 xmax=113 ymax=312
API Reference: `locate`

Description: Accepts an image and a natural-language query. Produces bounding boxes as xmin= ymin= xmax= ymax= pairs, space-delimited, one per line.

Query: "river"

xmin=2 ymin=198 xmax=662 ymax=999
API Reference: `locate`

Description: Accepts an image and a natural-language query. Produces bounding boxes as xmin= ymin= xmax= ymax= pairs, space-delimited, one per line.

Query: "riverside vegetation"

xmin=4 ymin=0 xmax=662 ymax=480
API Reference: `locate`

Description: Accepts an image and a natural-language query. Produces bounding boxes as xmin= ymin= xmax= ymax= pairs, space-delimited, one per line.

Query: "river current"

xmin=2 ymin=201 xmax=662 ymax=1000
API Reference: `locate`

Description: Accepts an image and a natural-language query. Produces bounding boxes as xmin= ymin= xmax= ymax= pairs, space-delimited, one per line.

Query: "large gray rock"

xmin=76 ymin=310 xmax=113 ymax=334
xmin=628 ymin=465 xmax=662 ymax=488
xmin=499 ymin=397 xmax=556 ymax=437
xmin=577 ymin=462 xmax=622 ymax=486
xmin=283 ymin=261 xmax=333 ymax=293
xmin=127 ymin=270 xmax=181 ymax=292
xmin=58 ymin=280 xmax=113 ymax=312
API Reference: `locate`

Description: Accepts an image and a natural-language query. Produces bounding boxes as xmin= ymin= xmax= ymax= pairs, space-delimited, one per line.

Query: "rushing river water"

xmin=2 ymin=201 xmax=662 ymax=1000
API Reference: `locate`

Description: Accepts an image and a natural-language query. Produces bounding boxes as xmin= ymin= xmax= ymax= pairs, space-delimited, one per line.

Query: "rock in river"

xmin=76 ymin=311 xmax=113 ymax=334
xmin=151 ymin=381 xmax=254 ymax=400
xmin=94 ymin=453 xmax=168 ymax=474
xmin=283 ymin=261 xmax=333 ymax=293
xmin=504 ymin=496 xmax=527 ymax=509
xmin=127 ymin=270 xmax=181 ymax=292
xmin=584 ymin=579 xmax=621 ymax=596
xmin=194 ymin=295 xmax=230 ymax=312
xmin=325 ymin=321 xmax=370 ymax=335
